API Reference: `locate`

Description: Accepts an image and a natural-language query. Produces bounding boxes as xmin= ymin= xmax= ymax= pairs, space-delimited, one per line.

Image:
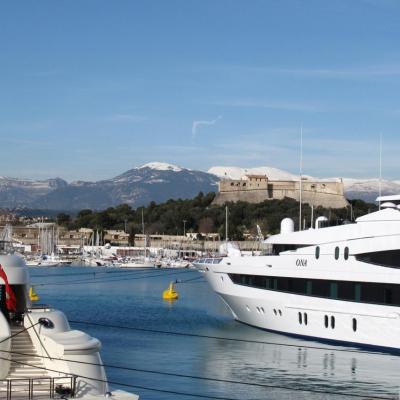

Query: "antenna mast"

xmin=141 ymin=208 xmax=146 ymax=238
xmin=379 ymin=133 xmax=382 ymax=210
xmin=299 ymin=125 xmax=303 ymax=231
xmin=225 ymin=206 xmax=228 ymax=242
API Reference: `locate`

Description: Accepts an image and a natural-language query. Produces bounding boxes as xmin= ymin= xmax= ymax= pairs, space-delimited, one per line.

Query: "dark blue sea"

xmin=30 ymin=267 xmax=400 ymax=400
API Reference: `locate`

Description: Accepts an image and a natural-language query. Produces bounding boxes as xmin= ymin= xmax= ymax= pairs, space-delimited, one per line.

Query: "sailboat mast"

xmin=299 ymin=125 xmax=303 ymax=231
xmin=379 ymin=133 xmax=382 ymax=210
xmin=141 ymin=208 xmax=145 ymax=236
xmin=141 ymin=208 xmax=146 ymax=258
xmin=225 ymin=206 xmax=228 ymax=242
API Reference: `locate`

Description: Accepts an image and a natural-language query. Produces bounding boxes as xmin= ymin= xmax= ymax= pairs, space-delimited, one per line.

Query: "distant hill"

xmin=0 ymin=177 xmax=68 ymax=207
xmin=0 ymin=163 xmax=218 ymax=210
xmin=342 ymin=178 xmax=400 ymax=202
xmin=1 ymin=162 xmax=399 ymax=211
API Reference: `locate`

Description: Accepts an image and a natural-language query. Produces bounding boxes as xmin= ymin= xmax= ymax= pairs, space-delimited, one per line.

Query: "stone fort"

xmin=212 ymin=174 xmax=349 ymax=208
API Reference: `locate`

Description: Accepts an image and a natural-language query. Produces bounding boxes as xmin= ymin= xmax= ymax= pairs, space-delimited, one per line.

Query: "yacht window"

xmin=298 ymin=312 xmax=302 ymax=324
xmin=334 ymin=247 xmax=340 ymax=260
xmin=271 ymin=244 xmax=309 ymax=255
xmin=312 ymin=280 xmax=330 ymax=297
xmin=330 ymin=282 xmax=338 ymax=299
xmin=384 ymin=288 xmax=392 ymax=304
xmin=315 ymin=246 xmax=320 ymax=259
xmin=352 ymin=318 xmax=357 ymax=332
xmin=304 ymin=313 xmax=308 ymax=326
xmin=38 ymin=318 xmax=54 ymax=329
xmin=344 ymin=247 xmax=349 ymax=260
xmin=306 ymin=281 xmax=312 ymax=295
xmin=324 ymin=315 xmax=328 ymax=328
xmin=228 ymin=274 xmax=400 ymax=306
xmin=331 ymin=316 xmax=335 ymax=329
xmin=356 ymin=250 xmax=400 ymax=269
xmin=355 ymin=283 xmax=361 ymax=302
xmin=338 ymin=281 xmax=355 ymax=301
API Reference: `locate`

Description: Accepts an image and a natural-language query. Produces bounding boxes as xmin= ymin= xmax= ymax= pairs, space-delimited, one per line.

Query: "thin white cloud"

xmin=192 ymin=115 xmax=222 ymax=139
xmin=214 ymin=99 xmax=320 ymax=112
xmin=205 ymin=63 xmax=400 ymax=81
xmin=272 ymin=66 xmax=400 ymax=79
xmin=105 ymin=114 xmax=146 ymax=123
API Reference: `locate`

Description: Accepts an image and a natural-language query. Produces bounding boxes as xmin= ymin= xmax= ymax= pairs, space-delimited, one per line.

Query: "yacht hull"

xmin=203 ymin=269 xmax=400 ymax=351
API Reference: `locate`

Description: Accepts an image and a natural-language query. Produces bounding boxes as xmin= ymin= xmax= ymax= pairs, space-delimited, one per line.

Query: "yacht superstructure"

xmin=195 ymin=196 xmax=400 ymax=350
xmin=0 ymin=243 xmax=139 ymax=399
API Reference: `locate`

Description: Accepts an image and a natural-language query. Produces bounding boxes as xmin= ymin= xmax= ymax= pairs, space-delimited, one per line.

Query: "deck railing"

xmin=0 ymin=376 xmax=76 ymax=400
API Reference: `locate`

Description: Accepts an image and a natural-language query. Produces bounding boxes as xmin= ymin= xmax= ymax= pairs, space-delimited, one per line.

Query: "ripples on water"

xmin=30 ymin=267 xmax=400 ymax=400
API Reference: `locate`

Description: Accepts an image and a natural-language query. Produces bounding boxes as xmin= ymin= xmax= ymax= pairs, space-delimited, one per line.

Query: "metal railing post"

xmin=6 ymin=380 xmax=11 ymax=400
xmin=71 ymin=375 xmax=77 ymax=398
xmin=28 ymin=379 xmax=33 ymax=400
xmin=50 ymin=378 xmax=54 ymax=399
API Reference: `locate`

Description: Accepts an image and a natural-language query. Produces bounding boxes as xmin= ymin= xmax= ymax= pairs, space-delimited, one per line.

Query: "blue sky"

xmin=1 ymin=0 xmax=400 ymax=181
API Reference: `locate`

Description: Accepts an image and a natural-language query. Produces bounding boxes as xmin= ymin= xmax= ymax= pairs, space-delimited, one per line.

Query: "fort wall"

xmin=213 ymin=175 xmax=348 ymax=208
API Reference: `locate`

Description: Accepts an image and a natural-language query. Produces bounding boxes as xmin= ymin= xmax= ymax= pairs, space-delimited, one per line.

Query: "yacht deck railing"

xmin=0 ymin=376 xmax=76 ymax=400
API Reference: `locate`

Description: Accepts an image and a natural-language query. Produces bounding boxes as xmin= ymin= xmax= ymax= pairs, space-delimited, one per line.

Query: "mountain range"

xmin=0 ymin=162 xmax=398 ymax=211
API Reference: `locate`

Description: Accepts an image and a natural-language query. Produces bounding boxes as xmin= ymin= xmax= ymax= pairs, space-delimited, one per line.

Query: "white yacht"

xmin=117 ymin=257 xmax=155 ymax=269
xmin=0 ymin=242 xmax=139 ymax=399
xmin=194 ymin=195 xmax=400 ymax=351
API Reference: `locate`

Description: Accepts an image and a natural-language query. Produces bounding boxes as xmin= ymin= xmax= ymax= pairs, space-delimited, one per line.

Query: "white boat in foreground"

xmin=0 ymin=249 xmax=139 ymax=399
xmin=195 ymin=195 xmax=400 ymax=351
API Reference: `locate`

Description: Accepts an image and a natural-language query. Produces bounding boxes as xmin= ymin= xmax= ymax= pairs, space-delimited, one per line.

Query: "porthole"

xmin=260 ymin=307 xmax=265 ymax=314
xmin=278 ymin=309 xmax=282 ymax=316
xmin=352 ymin=318 xmax=357 ymax=332
xmin=324 ymin=315 xmax=328 ymax=328
xmin=331 ymin=316 xmax=335 ymax=329
xmin=334 ymin=247 xmax=340 ymax=260
xmin=344 ymin=247 xmax=349 ymax=260
xmin=273 ymin=309 xmax=277 ymax=315
xmin=256 ymin=307 xmax=260 ymax=314
xmin=304 ymin=313 xmax=308 ymax=326
xmin=315 ymin=246 xmax=320 ymax=259
xmin=298 ymin=312 xmax=302 ymax=325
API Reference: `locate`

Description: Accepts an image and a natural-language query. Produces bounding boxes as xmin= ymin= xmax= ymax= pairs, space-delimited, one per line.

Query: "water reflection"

xmin=33 ymin=267 xmax=400 ymax=400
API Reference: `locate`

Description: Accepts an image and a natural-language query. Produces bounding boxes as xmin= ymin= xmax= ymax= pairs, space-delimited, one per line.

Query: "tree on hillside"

xmin=56 ymin=213 xmax=71 ymax=227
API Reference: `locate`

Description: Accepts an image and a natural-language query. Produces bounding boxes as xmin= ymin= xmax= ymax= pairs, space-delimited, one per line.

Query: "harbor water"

xmin=31 ymin=266 xmax=400 ymax=400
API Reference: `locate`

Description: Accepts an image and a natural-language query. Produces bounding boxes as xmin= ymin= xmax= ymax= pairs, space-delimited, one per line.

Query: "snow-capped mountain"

xmin=138 ymin=162 xmax=184 ymax=172
xmin=343 ymin=178 xmax=400 ymax=202
xmin=0 ymin=177 xmax=67 ymax=208
xmin=208 ymin=166 xmax=299 ymax=181
xmin=0 ymin=163 xmax=218 ymax=210
xmin=1 ymin=162 xmax=399 ymax=211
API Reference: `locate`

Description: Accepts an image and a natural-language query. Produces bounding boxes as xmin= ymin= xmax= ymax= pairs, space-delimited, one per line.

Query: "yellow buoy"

xmin=163 ymin=282 xmax=179 ymax=300
xmin=29 ymin=287 xmax=40 ymax=302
